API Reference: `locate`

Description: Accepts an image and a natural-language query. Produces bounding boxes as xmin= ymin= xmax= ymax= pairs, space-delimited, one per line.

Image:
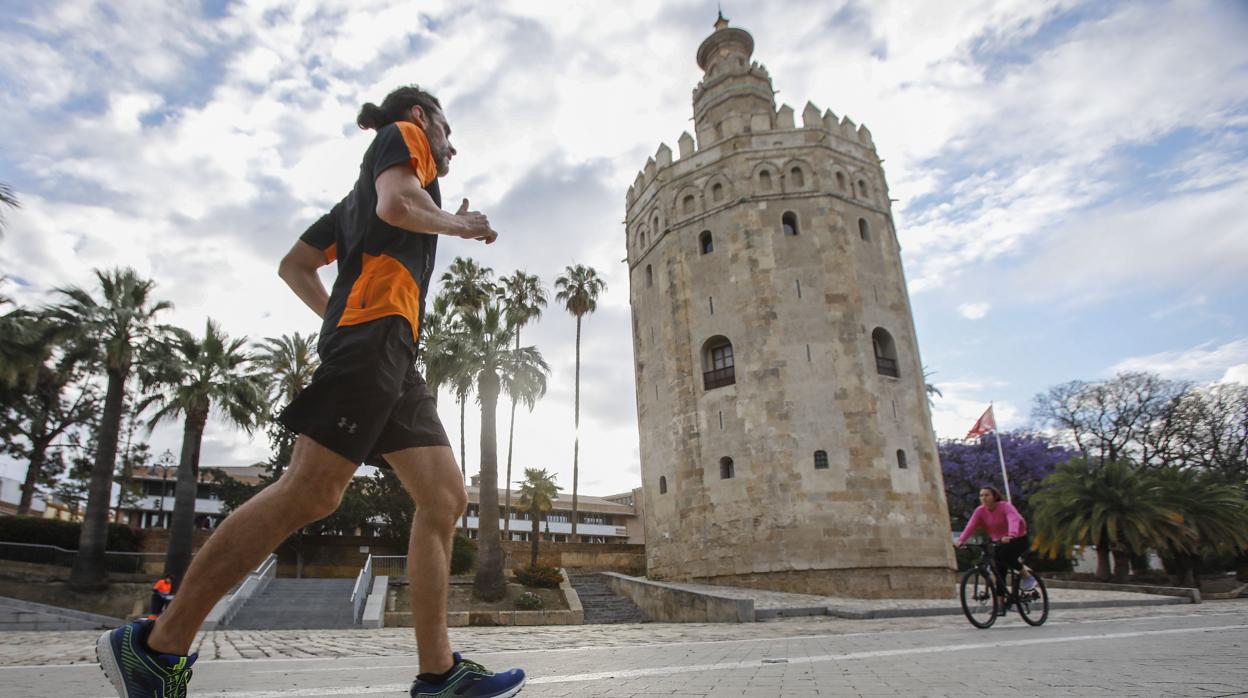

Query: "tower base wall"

xmin=678 ymin=566 xmax=955 ymax=600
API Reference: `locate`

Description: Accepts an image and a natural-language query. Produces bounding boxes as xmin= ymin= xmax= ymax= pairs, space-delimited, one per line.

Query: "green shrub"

xmin=513 ymin=564 xmax=562 ymax=588
xmin=0 ymin=516 xmax=141 ymax=553
xmin=514 ymin=591 xmax=543 ymax=610
xmin=450 ymin=534 xmax=475 ymax=575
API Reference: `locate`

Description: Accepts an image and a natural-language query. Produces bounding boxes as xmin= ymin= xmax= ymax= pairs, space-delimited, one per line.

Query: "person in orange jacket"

xmin=149 ymin=577 xmax=174 ymax=617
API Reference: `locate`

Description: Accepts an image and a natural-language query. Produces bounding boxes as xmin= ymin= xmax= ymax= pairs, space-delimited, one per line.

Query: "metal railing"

xmin=371 ymin=555 xmax=408 ymax=583
xmin=351 ymin=554 xmax=374 ymax=624
xmin=703 ymin=366 xmax=736 ymax=390
xmin=0 ymin=541 xmax=165 ymax=574
xmin=875 ymin=356 xmax=899 ymax=377
xmin=203 ymin=553 xmax=277 ymax=630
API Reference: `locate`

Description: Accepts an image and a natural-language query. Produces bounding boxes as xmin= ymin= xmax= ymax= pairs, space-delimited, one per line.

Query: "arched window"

xmin=683 ymin=195 xmax=695 ymax=214
xmin=759 ymin=170 xmax=772 ymax=191
xmin=836 ymin=171 xmax=846 ymax=191
xmin=645 ymin=264 xmax=653 ymax=288
xmin=711 ymin=182 xmax=724 ymax=203
xmin=872 ymin=327 xmax=899 ymax=377
xmin=896 ymin=449 xmax=908 ymax=469
xmin=858 ymin=179 xmax=869 ymax=197
xmin=639 ymin=229 xmax=646 ymax=248
xmin=782 ymin=211 xmax=799 ymax=236
xmin=703 ymin=336 xmax=735 ymax=390
xmin=858 ymin=218 xmax=870 ymax=241
xmin=720 ymin=457 xmax=735 ymax=479
xmin=790 ymin=167 xmax=804 ymax=188
xmin=659 ymin=476 xmax=667 ymax=494
xmin=652 ymin=213 xmax=660 ymax=232
xmin=699 ymin=230 xmax=714 ymax=255
xmin=814 ymin=450 xmax=829 ymax=470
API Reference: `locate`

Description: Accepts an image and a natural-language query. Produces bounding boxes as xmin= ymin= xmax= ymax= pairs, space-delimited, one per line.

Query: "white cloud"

xmin=958 ymin=302 xmax=990 ymax=320
xmin=927 ymin=380 xmax=1023 ymax=440
xmin=1 ymin=0 xmax=1246 ymax=499
xmin=1222 ymin=365 xmax=1248 ymax=385
xmin=1111 ymin=338 xmax=1248 ymax=383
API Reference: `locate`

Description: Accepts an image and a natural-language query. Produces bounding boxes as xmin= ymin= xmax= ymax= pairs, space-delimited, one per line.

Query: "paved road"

xmin=1 ymin=602 xmax=1244 ymax=697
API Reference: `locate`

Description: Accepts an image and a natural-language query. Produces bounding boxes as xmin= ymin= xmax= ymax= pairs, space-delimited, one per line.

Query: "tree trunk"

xmin=459 ymin=397 xmax=468 ymax=534
xmin=19 ymin=371 xmax=58 ymax=516
xmin=18 ymin=436 xmax=48 ymax=516
xmin=1236 ymin=551 xmax=1248 ymax=583
xmin=1094 ymin=530 xmax=1111 ymax=582
xmin=504 ymin=331 xmax=520 ymax=538
xmin=473 ymin=370 xmax=506 ymax=601
xmin=1111 ymin=548 xmax=1130 ymax=583
xmin=530 ymin=504 xmax=540 ymax=568
xmin=69 ymin=368 xmax=126 ymax=591
xmin=164 ymin=409 xmax=205 ymax=589
xmin=571 ymin=316 xmax=581 ymax=542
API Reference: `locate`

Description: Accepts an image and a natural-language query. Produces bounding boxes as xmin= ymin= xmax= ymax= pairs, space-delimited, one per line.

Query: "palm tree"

xmin=1031 ymin=458 xmax=1186 ymax=581
xmin=0 ymin=182 xmax=17 ymax=238
xmin=554 ymin=264 xmax=606 ymax=541
xmin=253 ymin=332 xmax=319 ymax=408
xmin=498 ymin=271 xmax=547 ymax=537
xmin=0 ymin=310 xmax=97 ymax=514
xmin=1154 ymin=468 xmax=1248 ymax=587
xmin=440 ymin=257 xmax=498 ymax=311
xmin=138 ymin=319 xmax=264 ymax=588
xmin=451 ymin=302 xmax=549 ymax=600
xmin=516 ymin=468 xmax=560 ymax=567
xmin=52 ymin=268 xmax=171 ymax=591
xmin=437 ymin=260 xmax=497 ymax=533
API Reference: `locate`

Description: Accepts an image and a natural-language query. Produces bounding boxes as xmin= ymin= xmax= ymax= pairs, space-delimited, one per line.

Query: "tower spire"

xmin=715 ymin=6 xmax=729 ymax=31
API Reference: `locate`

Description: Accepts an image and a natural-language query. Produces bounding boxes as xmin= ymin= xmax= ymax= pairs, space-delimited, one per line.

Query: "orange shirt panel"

xmin=323 ymin=243 xmax=337 ymax=264
xmin=394 ymin=122 xmax=438 ymax=187
xmin=337 ymin=253 xmax=422 ymax=340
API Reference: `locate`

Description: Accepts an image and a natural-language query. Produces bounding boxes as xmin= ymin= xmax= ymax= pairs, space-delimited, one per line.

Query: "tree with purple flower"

xmin=939 ymin=431 xmax=1078 ymax=532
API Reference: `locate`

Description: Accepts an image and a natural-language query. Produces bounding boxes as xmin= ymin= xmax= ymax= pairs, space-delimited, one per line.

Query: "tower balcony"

xmin=875 ymin=356 xmax=899 ymax=378
xmin=703 ymin=366 xmax=736 ymax=390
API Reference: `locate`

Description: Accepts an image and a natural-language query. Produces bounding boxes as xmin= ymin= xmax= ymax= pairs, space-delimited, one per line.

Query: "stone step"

xmin=567 ymin=574 xmax=646 ymax=625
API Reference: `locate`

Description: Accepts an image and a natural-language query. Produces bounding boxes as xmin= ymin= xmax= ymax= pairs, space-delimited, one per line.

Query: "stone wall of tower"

xmin=625 ymin=21 xmax=956 ymax=599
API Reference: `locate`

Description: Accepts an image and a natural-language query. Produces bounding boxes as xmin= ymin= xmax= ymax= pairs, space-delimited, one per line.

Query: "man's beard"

xmin=432 ymin=147 xmax=451 ymax=176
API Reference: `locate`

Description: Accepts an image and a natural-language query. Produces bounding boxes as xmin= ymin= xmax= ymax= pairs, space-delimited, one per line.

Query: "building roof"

xmin=129 ymin=462 xmax=267 ymax=485
xmin=465 ymin=486 xmax=635 ymax=515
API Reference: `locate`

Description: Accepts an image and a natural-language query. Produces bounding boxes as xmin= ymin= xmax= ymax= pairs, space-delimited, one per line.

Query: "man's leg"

xmin=383 ymin=445 xmax=467 ymax=675
xmin=147 ymin=436 xmax=358 ymax=655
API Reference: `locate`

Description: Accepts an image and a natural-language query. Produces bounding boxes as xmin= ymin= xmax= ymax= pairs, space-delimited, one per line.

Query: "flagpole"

xmin=990 ymin=402 xmax=1012 ymax=502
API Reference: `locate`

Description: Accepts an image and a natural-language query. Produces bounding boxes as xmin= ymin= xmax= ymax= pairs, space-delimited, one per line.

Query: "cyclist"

xmin=957 ymin=486 xmax=1037 ymax=611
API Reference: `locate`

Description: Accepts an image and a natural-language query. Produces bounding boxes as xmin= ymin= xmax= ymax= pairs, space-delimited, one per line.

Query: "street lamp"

xmin=156 ymin=450 xmax=176 ymax=529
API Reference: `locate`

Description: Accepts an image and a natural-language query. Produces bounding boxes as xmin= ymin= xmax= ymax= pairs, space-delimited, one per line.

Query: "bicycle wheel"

xmin=960 ymin=568 xmax=998 ymax=629
xmin=1016 ymin=573 xmax=1049 ymax=626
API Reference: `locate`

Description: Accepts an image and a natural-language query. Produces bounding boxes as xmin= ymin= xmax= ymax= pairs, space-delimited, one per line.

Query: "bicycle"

xmin=959 ymin=541 xmax=1049 ymax=629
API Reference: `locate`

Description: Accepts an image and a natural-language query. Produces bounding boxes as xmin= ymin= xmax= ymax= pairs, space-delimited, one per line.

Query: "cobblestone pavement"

xmin=0 ymin=601 xmax=1244 ymax=696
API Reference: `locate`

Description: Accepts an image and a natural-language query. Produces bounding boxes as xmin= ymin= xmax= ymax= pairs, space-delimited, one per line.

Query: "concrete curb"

xmin=602 ymin=573 xmax=754 ymax=623
xmin=1044 ymin=579 xmax=1201 ymax=603
xmin=820 ymin=597 xmax=1185 ymax=620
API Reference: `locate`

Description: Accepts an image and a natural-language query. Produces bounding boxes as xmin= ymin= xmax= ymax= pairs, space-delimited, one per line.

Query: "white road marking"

xmin=86 ymin=622 xmax=1247 ymax=698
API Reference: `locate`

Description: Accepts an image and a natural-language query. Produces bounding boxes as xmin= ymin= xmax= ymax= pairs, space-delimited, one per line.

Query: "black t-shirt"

xmin=299 ymin=121 xmax=443 ymax=354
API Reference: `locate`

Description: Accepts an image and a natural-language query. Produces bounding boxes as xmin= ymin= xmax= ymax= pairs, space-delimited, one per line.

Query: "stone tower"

xmin=625 ymin=15 xmax=956 ymax=598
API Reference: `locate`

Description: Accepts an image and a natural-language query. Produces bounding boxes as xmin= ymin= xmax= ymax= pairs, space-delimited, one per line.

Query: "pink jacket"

xmin=957 ymin=501 xmax=1027 ymax=545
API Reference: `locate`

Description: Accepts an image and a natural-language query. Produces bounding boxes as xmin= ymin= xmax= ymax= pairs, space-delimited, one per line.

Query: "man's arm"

xmin=278 ymin=240 xmax=331 ymax=318
xmin=374 ymin=164 xmax=498 ymax=244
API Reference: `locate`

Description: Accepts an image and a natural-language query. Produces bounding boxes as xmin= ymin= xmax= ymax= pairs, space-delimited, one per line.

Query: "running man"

xmin=98 ymin=86 xmax=526 ymax=698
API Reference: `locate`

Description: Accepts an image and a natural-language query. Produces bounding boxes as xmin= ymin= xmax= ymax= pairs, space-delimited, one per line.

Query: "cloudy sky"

xmin=2 ymin=0 xmax=1246 ymax=498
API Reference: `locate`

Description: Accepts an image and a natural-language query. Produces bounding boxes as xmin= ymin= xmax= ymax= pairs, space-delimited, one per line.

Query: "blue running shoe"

xmin=410 ymin=652 xmax=525 ymax=697
xmin=96 ymin=618 xmax=197 ymax=697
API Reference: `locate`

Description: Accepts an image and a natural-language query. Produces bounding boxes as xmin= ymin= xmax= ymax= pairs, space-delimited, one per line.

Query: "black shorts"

xmin=278 ymin=315 xmax=450 ymax=466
